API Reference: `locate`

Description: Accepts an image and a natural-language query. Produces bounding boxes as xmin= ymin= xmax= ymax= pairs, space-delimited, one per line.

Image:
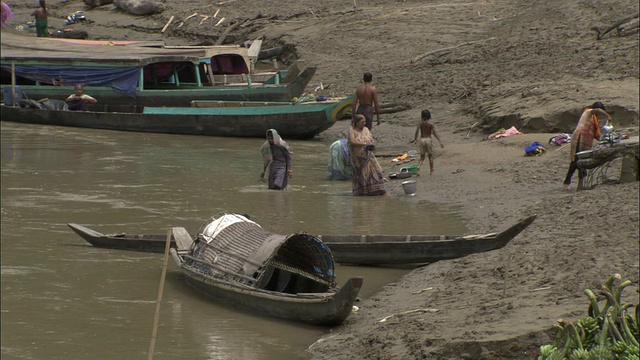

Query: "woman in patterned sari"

xmin=260 ymin=129 xmax=293 ymax=190
xmin=327 ymin=139 xmax=352 ymax=180
xmin=348 ymin=115 xmax=386 ymax=196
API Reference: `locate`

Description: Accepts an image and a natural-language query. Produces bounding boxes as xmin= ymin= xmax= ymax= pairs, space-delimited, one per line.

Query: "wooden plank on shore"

xmin=161 ymin=16 xmax=175 ymax=33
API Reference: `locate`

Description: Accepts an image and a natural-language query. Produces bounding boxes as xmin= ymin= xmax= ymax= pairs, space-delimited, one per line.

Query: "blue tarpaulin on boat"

xmin=0 ymin=65 xmax=140 ymax=97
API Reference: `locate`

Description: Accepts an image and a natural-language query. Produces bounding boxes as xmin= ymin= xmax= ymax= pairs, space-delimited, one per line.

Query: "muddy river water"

xmin=1 ymin=122 xmax=465 ymax=360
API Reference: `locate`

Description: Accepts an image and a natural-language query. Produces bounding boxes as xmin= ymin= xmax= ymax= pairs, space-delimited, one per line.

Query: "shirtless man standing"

xmin=352 ymin=72 xmax=380 ymax=131
xmin=410 ymin=109 xmax=444 ymax=175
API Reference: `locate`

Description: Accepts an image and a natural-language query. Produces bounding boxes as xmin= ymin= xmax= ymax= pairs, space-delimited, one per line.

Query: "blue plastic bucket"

xmin=3 ymin=86 xmax=22 ymax=106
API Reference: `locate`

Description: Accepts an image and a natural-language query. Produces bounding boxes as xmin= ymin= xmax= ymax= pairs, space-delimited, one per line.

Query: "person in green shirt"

xmin=31 ymin=0 xmax=49 ymax=37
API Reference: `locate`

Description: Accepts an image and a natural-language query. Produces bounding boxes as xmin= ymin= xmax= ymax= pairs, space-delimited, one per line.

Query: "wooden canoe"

xmin=168 ymin=213 xmax=362 ymax=326
xmin=67 ymin=223 xmax=177 ymax=253
xmin=68 ymin=215 xmax=536 ymax=265
xmin=317 ymin=215 xmax=537 ymax=265
xmin=1 ymin=95 xmax=353 ymax=139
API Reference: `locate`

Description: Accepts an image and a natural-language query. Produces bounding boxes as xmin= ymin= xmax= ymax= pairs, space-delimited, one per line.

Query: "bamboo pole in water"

xmin=147 ymin=228 xmax=173 ymax=360
xmin=11 ymin=62 xmax=16 ymax=107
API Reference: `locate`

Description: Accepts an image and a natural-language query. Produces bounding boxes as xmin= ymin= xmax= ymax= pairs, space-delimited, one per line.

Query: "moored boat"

xmin=0 ymin=32 xmax=315 ymax=106
xmin=316 ymin=215 xmax=537 ymax=265
xmin=168 ymin=213 xmax=363 ymax=326
xmin=68 ymin=214 xmax=536 ymax=265
xmin=1 ymin=95 xmax=353 ymax=139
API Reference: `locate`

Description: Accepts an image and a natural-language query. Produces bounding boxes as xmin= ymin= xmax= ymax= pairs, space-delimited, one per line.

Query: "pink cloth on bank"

xmin=488 ymin=126 xmax=523 ymax=139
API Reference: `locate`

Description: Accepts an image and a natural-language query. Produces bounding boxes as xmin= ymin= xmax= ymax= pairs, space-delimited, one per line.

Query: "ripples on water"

xmin=1 ymin=122 xmax=466 ymax=359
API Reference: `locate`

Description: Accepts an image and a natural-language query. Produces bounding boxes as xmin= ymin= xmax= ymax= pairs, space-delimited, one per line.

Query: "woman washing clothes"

xmin=563 ymin=101 xmax=612 ymax=191
xmin=327 ymin=139 xmax=352 ymax=180
xmin=348 ymin=114 xmax=386 ymax=196
xmin=260 ymin=129 xmax=293 ymax=190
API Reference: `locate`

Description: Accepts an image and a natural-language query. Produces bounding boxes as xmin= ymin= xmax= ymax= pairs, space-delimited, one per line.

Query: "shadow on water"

xmin=1 ymin=122 xmax=466 ymax=360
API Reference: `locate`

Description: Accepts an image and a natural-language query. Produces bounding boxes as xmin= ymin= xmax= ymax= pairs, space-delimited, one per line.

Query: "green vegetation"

xmin=538 ymin=274 xmax=639 ymax=360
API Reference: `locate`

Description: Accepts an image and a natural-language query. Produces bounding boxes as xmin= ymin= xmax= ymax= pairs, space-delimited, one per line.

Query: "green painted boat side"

xmin=144 ymin=98 xmax=350 ymax=116
xmin=0 ymin=95 xmax=353 ymax=139
xmin=2 ymin=67 xmax=317 ymax=106
xmin=1 ymin=32 xmax=315 ymax=105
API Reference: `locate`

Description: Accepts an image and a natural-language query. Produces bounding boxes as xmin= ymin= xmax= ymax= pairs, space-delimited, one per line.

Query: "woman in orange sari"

xmin=348 ymin=115 xmax=386 ymax=196
xmin=563 ymin=101 xmax=612 ymax=191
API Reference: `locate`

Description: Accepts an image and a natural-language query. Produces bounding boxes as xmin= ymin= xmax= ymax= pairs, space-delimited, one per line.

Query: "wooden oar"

xmin=147 ymin=228 xmax=173 ymax=360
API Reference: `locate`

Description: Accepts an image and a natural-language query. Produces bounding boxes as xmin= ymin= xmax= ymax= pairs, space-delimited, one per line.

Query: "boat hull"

xmin=67 ymin=215 xmax=536 ymax=265
xmin=176 ymin=258 xmax=363 ymax=326
xmin=1 ymin=95 xmax=352 ymax=139
xmin=67 ymin=223 xmax=176 ymax=252
xmin=318 ymin=215 xmax=537 ymax=265
xmin=2 ymin=67 xmax=317 ymax=106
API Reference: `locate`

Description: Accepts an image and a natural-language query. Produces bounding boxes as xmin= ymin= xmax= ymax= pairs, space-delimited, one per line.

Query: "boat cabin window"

xmin=209 ymin=54 xmax=248 ymax=75
xmin=143 ymin=61 xmax=199 ymax=88
xmin=198 ymin=62 xmax=210 ymax=84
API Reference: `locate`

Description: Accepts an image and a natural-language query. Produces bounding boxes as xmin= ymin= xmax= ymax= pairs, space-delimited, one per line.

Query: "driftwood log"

xmin=214 ymin=20 xmax=237 ymax=45
xmin=343 ymin=102 xmax=412 ymax=119
xmin=83 ymin=0 xmax=113 ymax=7
xmin=216 ymin=0 xmax=240 ymax=5
xmin=591 ymin=14 xmax=639 ymax=40
xmin=618 ymin=20 xmax=639 ymax=37
xmin=50 ymin=30 xmax=89 ymax=39
xmin=114 ymin=0 xmax=164 ymax=16
xmin=258 ymin=44 xmax=297 ymax=61
xmin=412 ymin=37 xmax=495 ymax=62
xmin=576 ymin=140 xmax=639 ymax=190
xmin=577 ymin=142 xmax=639 ymax=170
xmin=378 ymin=102 xmax=412 ymax=114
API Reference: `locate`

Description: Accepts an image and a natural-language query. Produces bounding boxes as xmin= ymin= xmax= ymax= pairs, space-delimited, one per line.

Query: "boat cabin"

xmin=186 ymin=213 xmax=337 ymax=294
xmin=0 ymin=32 xmax=279 ymax=98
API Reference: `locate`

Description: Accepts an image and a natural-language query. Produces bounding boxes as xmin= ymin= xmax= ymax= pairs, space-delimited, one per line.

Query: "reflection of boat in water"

xmin=168 ymin=213 xmax=363 ymax=326
xmin=68 ymin=215 xmax=536 ymax=266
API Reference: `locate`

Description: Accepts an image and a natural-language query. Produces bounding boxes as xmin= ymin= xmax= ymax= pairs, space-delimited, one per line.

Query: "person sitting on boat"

xmin=260 ymin=129 xmax=293 ymax=190
xmin=66 ymin=84 xmax=97 ymax=111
